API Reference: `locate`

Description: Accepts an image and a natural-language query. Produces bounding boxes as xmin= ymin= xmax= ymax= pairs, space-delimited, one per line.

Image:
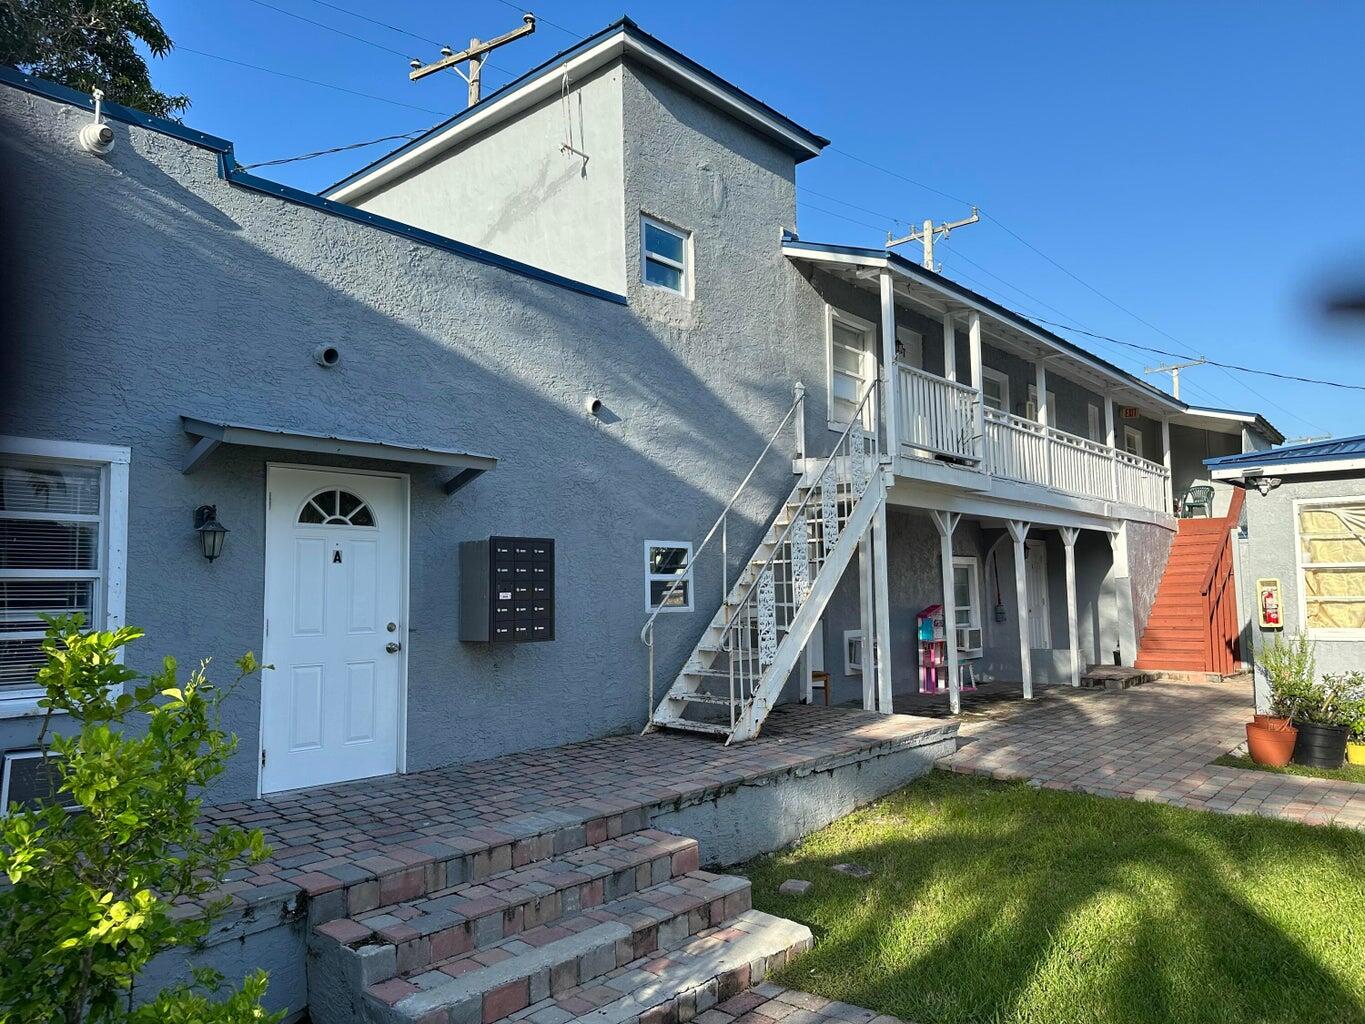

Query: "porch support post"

xmin=1161 ymin=415 xmax=1174 ymax=514
xmin=878 ymin=270 xmax=898 ymax=461
xmin=968 ymin=312 xmax=985 ymax=464
xmin=1105 ymin=395 xmax=1117 ymax=500
xmin=942 ymin=313 xmax=957 ymax=383
xmin=872 ymin=494 xmax=894 ymax=713
xmin=1006 ymin=519 xmax=1034 ymax=699
xmin=1061 ymin=527 xmax=1082 ymax=688
xmin=858 ymin=530 xmax=876 ymax=711
xmin=931 ymin=510 xmax=963 ymax=715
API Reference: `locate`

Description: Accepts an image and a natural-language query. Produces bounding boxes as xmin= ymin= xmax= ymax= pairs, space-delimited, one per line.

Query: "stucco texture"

xmin=0 ymin=75 xmax=831 ymax=802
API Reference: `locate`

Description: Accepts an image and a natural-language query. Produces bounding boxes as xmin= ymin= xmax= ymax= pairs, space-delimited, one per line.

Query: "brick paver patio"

xmin=939 ymin=678 xmax=1365 ymax=830
xmin=194 ymin=704 xmax=955 ymax=919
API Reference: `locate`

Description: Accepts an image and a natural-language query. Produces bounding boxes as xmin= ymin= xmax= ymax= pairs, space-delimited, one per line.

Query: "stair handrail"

xmin=641 ymin=384 xmax=807 ymax=718
xmin=722 ymin=381 xmax=879 ymax=637
xmin=1200 ymin=488 xmax=1245 ymax=597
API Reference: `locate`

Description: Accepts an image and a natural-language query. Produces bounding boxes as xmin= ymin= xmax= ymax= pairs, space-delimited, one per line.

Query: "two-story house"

xmin=0 ymin=16 xmax=1277 ymax=808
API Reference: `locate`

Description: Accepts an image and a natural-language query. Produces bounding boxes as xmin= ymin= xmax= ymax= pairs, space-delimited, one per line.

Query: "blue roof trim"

xmin=1205 ymin=434 xmax=1365 ymax=470
xmin=0 ymin=63 xmax=627 ymax=306
xmin=325 ymin=16 xmax=828 ymax=195
xmin=783 ymin=237 xmax=1184 ymax=410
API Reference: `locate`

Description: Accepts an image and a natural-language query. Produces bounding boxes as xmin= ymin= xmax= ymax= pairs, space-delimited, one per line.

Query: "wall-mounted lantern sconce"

xmin=194 ymin=505 xmax=228 ymax=561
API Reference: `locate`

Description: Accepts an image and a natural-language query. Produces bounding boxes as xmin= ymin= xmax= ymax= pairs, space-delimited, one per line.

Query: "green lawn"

xmin=1214 ymin=752 xmax=1365 ymax=786
xmin=743 ymin=773 xmax=1365 ymax=1024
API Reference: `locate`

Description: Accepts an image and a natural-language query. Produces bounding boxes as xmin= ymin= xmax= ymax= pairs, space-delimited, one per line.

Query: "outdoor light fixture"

xmin=193 ymin=505 xmax=228 ymax=561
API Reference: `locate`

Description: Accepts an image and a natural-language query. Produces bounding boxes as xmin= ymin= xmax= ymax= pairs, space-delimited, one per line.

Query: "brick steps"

xmin=312 ymin=830 xmax=701 ymax=992
xmin=505 ymin=910 xmax=812 ymax=1024
xmin=356 ymin=872 xmax=753 ymax=1024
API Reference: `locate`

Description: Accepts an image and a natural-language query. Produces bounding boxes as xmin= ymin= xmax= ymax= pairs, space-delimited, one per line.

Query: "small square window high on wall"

xmin=641 ymin=216 xmax=690 ymax=296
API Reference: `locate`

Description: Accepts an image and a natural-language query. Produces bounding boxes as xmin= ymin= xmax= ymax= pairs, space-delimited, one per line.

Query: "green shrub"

xmin=1259 ymin=632 xmax=1316 ymax=719
xmin=0 ymin=617 xmax=281 ymax=1024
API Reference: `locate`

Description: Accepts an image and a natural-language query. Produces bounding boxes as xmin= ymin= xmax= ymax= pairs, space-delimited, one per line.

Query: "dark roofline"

xmin=1180 ymin=404 xmax=1284 ymax=445
xmin=1205 ymin=433 xmax=1365 ymax=471
xmin=324 ymin=16 xmax=829 ymax=196
xmin=0 ymin=64 xmax=626 ymax=306
xmin=783 ymin=235 xmax=1186 ymax=412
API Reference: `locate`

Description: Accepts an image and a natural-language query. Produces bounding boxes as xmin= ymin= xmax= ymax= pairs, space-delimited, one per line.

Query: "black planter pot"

xmin=1291 ymin=721 xmax=1350 ymax=769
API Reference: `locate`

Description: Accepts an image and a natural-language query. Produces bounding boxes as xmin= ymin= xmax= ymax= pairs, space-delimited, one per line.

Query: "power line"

xmin=177 ymin=46 xmax=451 ymax=115
xmin=239 ymin=0 xmax=410 ymax=57
xmin=488 ymin=0 xmax=581 ymax=38
xmin=238 ymin=128 xmax=431 ymax=169
xmin=818 ymin=146 xmax=1328 ymax=430
xmin=298 ymin=0 xmax=442 ymax=46
xmin=1023 ymin=319 xmax=1365 ymax=394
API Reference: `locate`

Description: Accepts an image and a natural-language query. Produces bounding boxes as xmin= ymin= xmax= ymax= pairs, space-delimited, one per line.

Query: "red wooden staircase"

xmin=1136 ymin=489 xmax=1245 ymax=674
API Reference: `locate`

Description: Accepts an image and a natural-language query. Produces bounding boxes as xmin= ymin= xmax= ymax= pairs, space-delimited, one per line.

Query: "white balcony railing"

xmin=895 ymin=382 xmax=1171 ymax=515
xmin=896 ymin=363 xmax=980 ymax=463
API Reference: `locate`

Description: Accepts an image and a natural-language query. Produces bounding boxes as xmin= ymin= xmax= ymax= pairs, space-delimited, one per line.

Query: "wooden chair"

xmin=809 ymin=671 xmax=831 ymax=705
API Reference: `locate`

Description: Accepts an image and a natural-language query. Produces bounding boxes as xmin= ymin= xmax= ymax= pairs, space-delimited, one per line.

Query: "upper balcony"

xmin=785 ymin=237 xmax=1196 ymax=526
xmin=895 ymin=362 xmax=1171 ymax=516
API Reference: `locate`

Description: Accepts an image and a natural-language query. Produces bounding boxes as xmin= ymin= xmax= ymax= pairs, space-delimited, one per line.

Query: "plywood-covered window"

xmin=1296 ymin=499 xmax=1365 ymax=636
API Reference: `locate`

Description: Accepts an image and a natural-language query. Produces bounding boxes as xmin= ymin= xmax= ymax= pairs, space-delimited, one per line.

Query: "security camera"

xmin=584 ymin=395 xmax=603 ymax=417
xmin=79 ymin=122 xmax=115 ymax=155
xmin=79 ymin=90 xmax=115 ymax=155
xmin=313 ymin=344 xmax=341 ymax=368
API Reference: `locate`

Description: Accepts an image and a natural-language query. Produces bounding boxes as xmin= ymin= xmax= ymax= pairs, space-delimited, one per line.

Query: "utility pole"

xmin=887 ymin=207 xmax=980 ymax=270
xmin=1143 ymin=358 xmax=1207 ymax=399
xmin=409 ymin=13 xmax=536 ymax=107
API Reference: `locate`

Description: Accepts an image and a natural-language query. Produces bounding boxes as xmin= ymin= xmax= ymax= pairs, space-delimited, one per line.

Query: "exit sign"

xmin=1120 ymin=406 xmax=1139 ymax=418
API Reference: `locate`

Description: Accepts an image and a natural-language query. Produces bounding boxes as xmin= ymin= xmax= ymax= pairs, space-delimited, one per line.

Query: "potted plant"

xmin=1341 ymin=672 xmax=1365 ymax=766
xmin=1245 ymin=634 xmax=1310 ymax=766
xmin=1292 ymin=671 xmax=1354 ymax=769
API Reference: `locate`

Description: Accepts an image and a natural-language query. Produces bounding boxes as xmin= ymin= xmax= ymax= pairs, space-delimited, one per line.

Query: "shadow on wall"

xmin=0 ymin=94 xmax=820 ymax=799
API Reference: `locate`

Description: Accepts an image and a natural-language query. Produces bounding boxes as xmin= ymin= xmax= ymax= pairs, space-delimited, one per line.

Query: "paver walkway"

xmin=195 ymin=704 xmax=954 ymax=916
xmin=939 ymin=678 xmax=1365 ymax=830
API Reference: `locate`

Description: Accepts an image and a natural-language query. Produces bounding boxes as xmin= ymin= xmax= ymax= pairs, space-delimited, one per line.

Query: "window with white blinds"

xmin=0 ymin=442 xmax=127 ymax=700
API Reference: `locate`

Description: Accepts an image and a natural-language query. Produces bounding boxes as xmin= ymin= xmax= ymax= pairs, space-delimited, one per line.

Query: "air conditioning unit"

xmin=955 ymin=626 xmax=983 ymax=654
xmin=1 ymin=750 xmax=77 ymax=816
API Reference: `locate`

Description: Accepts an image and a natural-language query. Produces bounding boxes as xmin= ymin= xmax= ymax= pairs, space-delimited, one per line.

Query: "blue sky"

xmin=147 ymin=0 xmax=1365 ymax=439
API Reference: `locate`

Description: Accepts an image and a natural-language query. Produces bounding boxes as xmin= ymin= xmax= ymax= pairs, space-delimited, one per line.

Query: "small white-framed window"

xmin=641 ymin=215 xmax=690 ymax=295
xmin=1294 ymin=497 xmax=1365 ymax=639
xmin=1122 ymin=426 xmax=1144 ymax=458
xmin=1087 ymin=404 xmax=1103 ymax=443
xmin=644 ymin=540 xmax=693 ymax=613
xmin=951 ymin=557 xmax=982 ymax=630
xmin=842 ymin=629 xmax=864 ymax=675
xmin=826 ymin=307 xmax=876 ymax=430
xmin=0 ymin=437 xmax=129 ymax=711
xmin=980 ymin=367 xmax=1010 ymax=414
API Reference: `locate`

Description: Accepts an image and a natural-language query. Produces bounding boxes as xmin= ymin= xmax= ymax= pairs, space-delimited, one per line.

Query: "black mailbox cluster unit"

xmin=460 ymin=536 xmax=555 ymax=642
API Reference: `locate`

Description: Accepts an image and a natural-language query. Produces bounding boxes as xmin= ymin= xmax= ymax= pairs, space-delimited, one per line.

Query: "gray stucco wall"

xmin=0 ymin=79 xmax=831 ymax=802
xmin=1241 ymin=473 xmax=1365 ymax=709
xmin=352 ymin=63 xmax=628 ymax=295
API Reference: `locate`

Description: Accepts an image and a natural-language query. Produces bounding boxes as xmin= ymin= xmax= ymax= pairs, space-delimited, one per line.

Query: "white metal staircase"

xmin=642 ymin=384 xmax=884 ymax=743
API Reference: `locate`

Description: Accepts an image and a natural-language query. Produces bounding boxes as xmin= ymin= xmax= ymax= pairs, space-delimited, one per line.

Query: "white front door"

xmin=261 ymin=467 xmax=407 ymax=794
xmin=1025 ymin=541 xmax=1051 ymax=649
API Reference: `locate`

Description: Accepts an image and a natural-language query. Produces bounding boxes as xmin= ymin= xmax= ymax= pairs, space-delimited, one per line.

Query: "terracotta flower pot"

xmin=1346 ymin=741 xmax=1365 ymax=767
xmin=1246 ymin=721 xmax=1297 ymax=767
xmin=1254 ymin=713 xmax=1293 ymax=732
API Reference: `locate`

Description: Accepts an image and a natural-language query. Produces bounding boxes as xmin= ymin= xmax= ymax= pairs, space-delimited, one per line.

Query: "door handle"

xmin=385 ymin=641 xmax=402 ymax=654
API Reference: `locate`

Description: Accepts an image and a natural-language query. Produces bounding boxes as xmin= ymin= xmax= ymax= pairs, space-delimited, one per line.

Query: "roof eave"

xmin=326 ymin=19 xmax=826 ymax=204
xmin=782 ymin=239 xmax=1187 ymax=416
